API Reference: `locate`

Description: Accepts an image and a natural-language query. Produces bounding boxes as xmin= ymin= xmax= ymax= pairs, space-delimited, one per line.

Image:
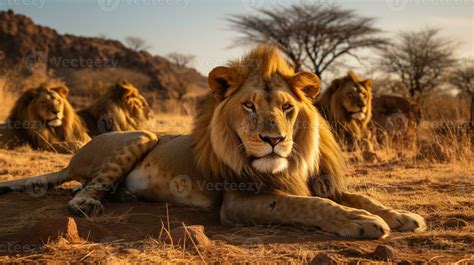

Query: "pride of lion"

xmin=0 ymin=46 xmax=426 ymax=239
xmin=0 ymin=80 xmax=152 ymax=153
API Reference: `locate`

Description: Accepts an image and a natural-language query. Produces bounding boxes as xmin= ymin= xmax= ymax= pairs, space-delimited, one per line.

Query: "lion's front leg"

xmin=339 ymin=192 xmax=426 ymax=232
xmin=68 ymin=131 xmax=158 ymax=216
xmin=220 ymin=191 xmax=390 ymax=239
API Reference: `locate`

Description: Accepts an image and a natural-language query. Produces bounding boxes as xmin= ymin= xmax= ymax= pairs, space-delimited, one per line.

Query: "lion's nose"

xmin=357 ymin=102 xmax=365 ymax=108
xmin=259 ymin=134 xmax=286 ymax=147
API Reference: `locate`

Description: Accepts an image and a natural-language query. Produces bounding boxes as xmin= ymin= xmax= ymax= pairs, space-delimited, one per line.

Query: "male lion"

xmin=77 ymin=81 xmax=153 ymax=137
xmin=0 ymin=84 xmax=90 ymax=153
xmin=316 ymin=71 xmax=373 ymax=151
xmin=0 ymin=46 xmax=425 ymax=239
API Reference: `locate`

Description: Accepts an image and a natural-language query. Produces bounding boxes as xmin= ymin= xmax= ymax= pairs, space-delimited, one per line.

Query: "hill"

xmin=0 ymin=9 xmax=207 ymax=99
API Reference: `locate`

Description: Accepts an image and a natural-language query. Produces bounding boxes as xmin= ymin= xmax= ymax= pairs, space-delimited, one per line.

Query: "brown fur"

xmin=0 ymin=46 xmax=426 ymax=239
xmin=3 ymin=84 xmax=90 ymax=153
xmin=192 ymin=45 xmax=346 ymax=199
xmin=316 ymin=71 xmax=373 ymax=151
xmin=78 ymin=81 xmax=152 ymax=137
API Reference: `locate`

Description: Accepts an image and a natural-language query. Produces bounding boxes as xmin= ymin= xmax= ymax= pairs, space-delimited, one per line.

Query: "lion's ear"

xmin=52 ymin=85 xmax=69 ymax=98
xmin=208 ymin=66 xmax=240 ymax=101
xmin=360 ymin=79 xmax=372 ymax=91
xmin=289 ymin=72 xmax=320 ymax=100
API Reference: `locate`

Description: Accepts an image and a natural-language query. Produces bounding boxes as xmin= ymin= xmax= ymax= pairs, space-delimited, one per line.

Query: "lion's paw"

xmin=337 ymin=214 xmax=390 ymax=239
xmin=382 ymin=210 xmax=426 ymax=232
xmin=68 ymin=197 xmax=104 ymax=216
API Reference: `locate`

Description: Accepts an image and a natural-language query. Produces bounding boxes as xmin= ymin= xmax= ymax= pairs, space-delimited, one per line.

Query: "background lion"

xmin=0 ymin=46 xmax=425 ymax=239
xmin=77 ymin=81 xmax=153 ymax=137
xmin=0 ymin=84 xmax=90 ymax=153
xmin=316 ymin=71 xmax=373 ymax=152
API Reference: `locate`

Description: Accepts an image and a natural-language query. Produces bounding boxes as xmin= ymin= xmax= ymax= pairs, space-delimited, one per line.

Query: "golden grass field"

xmin=0 ymin=85 xmax=472 ymax=263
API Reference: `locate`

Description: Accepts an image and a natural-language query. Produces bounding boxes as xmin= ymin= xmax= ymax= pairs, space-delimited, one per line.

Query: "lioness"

xmin=316 ymin=71 xmax=373 ymax=152
xmin=0 ymin=46 xmax=425 ymax=239
xmin=0 ymin=84 xmax=90 ymax=153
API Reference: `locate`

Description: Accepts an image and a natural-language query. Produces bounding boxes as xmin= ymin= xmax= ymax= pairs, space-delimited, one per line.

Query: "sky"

xmin=1 ymin=0 xmax=472 ymax=75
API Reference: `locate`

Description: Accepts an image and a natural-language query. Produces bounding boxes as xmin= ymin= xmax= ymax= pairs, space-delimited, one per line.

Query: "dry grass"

xmin=0 ymin=111 xmax=472 ymax=263
xmin=0 ymin=78 xmax=472 ymax=263
xmin=0 ymin=79 xmax=14 ymax=121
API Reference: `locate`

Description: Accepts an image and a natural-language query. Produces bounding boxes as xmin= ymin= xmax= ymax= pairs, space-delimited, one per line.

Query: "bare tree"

xmin=125 ymin=36 xmax=151 ymax=52
xmin=450 ymin=59 xmax=474 ymax=122
xmin=167 ymin=52 xmax=195 ymax=69
xmin=166 ymin=52 xmax=195 ymax=100
xmin=378 ymin=28 xmax=456 ymax=100
xmin=228 ymin=4 xmax=386 ymax=78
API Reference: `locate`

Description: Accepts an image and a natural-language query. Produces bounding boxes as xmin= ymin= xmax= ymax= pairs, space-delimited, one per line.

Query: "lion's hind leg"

xmin=339 ymin=192 xmax=426 ymax=232
xmin=68 ymin=131 xmax=158 ymax=216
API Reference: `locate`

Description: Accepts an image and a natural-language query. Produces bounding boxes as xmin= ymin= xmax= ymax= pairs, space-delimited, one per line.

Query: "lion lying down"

xmin=77 ymin=81 xmax=153 ymax=137
xmin=0 ymin=46 xmax=426 ymax=239
xmin=0 ymin=84 xmax=90 ymax=153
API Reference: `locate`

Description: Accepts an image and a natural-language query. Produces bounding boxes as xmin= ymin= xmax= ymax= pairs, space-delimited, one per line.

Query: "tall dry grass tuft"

xmin=0 ymin=78 xmax=15 ymax=121
xmin=362 ymin=119 xmax=472 ymax=165
xmin=421 ymin=93 xmax=470 ymax=122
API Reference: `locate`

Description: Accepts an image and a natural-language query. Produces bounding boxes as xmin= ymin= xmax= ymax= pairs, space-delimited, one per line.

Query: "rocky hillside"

xmin=0 ymin=10 xmax=207 ymax=99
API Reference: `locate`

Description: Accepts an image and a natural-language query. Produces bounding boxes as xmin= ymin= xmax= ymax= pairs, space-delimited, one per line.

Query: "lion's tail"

xmin=0 ymin=169 xmax=70 ymax=195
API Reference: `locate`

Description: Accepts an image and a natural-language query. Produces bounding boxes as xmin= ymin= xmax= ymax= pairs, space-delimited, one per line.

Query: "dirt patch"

xmin=0 ymin=146 xmax=472 ymax=263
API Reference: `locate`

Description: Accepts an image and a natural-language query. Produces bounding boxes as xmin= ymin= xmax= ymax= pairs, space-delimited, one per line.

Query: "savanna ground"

xmin=0 ymin=87 xmax=472 ymax=263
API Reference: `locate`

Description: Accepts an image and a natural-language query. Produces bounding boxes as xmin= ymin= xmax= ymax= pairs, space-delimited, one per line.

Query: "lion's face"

xmin=337 ymin=78 xmax=371 ymax=121
xmin=208 ymin=66 xmax=320 ymax=175
xmin=31 ymin=86 xmax=68 ymax=127
xmin=231 ymin=74 xmax=300 ymax=174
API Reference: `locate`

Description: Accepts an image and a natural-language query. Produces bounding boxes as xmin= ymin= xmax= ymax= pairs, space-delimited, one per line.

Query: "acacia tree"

xmin=450 ymin=59 xmax=474 ymax=122
xmin=228 ymin=4 xmax=386 ymax=78
xmin=125 ymin=36 xmax=151 ymax=52
xmin=167 ymin=52 xmax=195 ymax=100
xmin=378 ymin=28 xmax=456 ymax=100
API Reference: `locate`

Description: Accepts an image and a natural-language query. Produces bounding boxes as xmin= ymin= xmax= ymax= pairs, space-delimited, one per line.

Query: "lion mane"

xmin=77 ymin=81 xmax=153 ymax=137
xmin=191 ymin=46 xmax=346 ymax=199
xmin=316 ymin=71 xmax=373 ymax=150
xmin=5 ymin=84 xmax=90 ymax=153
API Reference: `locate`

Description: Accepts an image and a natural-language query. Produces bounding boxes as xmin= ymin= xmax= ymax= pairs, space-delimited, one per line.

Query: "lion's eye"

xmin=242 ymin=102 xmax=256 ymax=112
xmin=282 ymin=103 xmax=293 ymax=112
